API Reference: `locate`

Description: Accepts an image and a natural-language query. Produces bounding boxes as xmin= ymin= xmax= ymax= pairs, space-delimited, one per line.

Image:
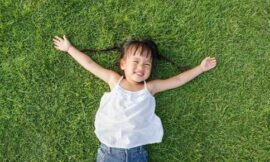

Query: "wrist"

xmin=198 ymin=65 xmax=204 ymax=73
xmin=66 ymin=45 xmax=72 ymax=53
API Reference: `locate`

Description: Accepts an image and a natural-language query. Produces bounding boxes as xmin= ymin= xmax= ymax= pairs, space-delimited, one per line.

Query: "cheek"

xmin=128 ymin=64 xmax=135 ymax=69
xmin=145 ymin=67 xmax=152 ymax=75
xmin=146 ymin=65 xmax=152 ymax=71
xmin=125 ymin=64 xmax=135 ymax=73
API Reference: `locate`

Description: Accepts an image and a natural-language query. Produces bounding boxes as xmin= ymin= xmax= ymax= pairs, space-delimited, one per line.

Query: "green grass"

xmin=1 ymin=0 xmax=270 ymax=161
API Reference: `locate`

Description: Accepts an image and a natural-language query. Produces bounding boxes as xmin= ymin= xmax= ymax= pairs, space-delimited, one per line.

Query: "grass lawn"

xmin=1 ymin=0 xmax=270 ymax=161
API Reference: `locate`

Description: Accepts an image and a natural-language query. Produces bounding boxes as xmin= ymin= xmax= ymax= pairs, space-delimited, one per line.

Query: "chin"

xmin=133 ymin=75 xmax=149 ymax=83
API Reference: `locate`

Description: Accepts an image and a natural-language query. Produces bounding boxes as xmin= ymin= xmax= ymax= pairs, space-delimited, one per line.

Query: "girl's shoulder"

xmin=146 ymin=80 xmax=157 ymax=96
xmin=108 ymin=72 xmax=122 ymax=91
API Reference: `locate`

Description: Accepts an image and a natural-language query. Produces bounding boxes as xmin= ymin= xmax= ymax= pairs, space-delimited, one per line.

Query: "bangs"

xmin=126 ymin=43 xmax=153 ymax=59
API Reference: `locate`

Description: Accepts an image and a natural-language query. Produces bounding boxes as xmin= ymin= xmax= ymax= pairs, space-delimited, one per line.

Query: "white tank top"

xmin=94 ymin=76 xmax=164 ymax=149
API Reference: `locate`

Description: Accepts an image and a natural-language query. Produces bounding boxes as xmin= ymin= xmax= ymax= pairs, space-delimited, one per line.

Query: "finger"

xmin=54 ymin=36 xmax=62 ymax=41
xmin=54 ymin=45 xmax=63 ymax=51
xmin=210 ymin=59 xmax=216 ymax=63
xmin=209 ymin=60 xmax=216 ymax=64
xmin=204 ymin=57 xmax=211 ymax=62
xmin=211 ymin=61 xmax=217 ymax=65
xmin=53 ymin=38 xmax=60 ymax=42
xmin=53 ymin=40 xmax=60 ymax=46
xmin=211 ymin=63 xmax=217 ymax=68
xmin=208 ymin=57 xmax=214 ymax=61
xmin=53 ymin=41 xmax=58 ymax=47
xmin=55 ymin=35 xmax=62 ymax=39
xmin=54 ymin=45 xmax=60 ymax=50
xmin=63 ymin=35 xmax=67 ymax=40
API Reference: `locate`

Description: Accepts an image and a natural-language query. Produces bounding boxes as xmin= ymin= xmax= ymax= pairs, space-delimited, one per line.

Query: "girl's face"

xmin=120 ymin=46 xmax=152 ymax=83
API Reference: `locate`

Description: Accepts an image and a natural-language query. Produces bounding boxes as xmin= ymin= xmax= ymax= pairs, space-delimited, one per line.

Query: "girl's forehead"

xmin=127 ymin=55 xmax=152 ymax=63
xmin=126 ymin=52 xmax=152 ymax=62
xmin=126 ymin=44 xmax=152 ymax=60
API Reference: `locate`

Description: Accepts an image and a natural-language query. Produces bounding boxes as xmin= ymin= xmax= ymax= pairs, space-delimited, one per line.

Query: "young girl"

xmin=53 ymin=35 xmax=217 ymax=162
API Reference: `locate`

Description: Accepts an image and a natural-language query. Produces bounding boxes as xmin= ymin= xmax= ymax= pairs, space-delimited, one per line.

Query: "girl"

xmin=53 ymin=35 xmax=217 ymax=162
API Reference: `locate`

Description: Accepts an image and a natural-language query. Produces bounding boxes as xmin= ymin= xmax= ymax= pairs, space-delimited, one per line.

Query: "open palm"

xmin=200 ymin=57 xmax=217 ymax=72
xmin=53 ymin=35 xmax=71 ymax=52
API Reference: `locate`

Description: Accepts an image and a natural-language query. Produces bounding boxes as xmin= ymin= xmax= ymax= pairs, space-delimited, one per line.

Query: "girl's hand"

xmin=200 ymin=57 xmax=217 ymax=72
xmin=53 ymin=35 xmax=72 ymax=52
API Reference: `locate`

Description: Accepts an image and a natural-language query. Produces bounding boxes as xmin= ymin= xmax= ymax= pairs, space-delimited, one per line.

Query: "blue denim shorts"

xmin=96 ymin=143 xmax=148 ymax=162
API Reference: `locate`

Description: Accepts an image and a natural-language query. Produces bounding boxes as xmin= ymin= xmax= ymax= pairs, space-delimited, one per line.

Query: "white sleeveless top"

xmin=94 ymin=76 xmax=164 ymax=149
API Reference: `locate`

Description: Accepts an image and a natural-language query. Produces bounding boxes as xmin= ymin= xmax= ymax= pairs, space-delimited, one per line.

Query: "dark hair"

xmin=81 ymin=38 xmax=184 ymax=73
xmin=119 ymin=38 xmax=159 ymax=68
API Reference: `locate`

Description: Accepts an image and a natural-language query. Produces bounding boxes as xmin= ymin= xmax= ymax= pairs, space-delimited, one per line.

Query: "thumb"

xmin=63 ymin=35 xmax=67 ymax=40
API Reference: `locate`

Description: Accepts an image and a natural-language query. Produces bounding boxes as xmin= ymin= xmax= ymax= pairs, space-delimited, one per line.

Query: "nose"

xmin=137 ymin=64 xmax=144 ymax=71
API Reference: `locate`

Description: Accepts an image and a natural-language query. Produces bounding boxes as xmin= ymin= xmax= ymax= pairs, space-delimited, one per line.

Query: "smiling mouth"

xmin=135 ymin=72 xmax=144 ymax=77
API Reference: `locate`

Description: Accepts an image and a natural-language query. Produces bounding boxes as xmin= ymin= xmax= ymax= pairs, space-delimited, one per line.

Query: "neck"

xmin=125 ymin=77 xmax=143 ymax=85
xmin=121 ymin=77 xmax=144 ymax=91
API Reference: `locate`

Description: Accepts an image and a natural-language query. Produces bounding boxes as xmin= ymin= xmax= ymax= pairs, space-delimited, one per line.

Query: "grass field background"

xmin=1 ymin=0 xmax=270 ymax=161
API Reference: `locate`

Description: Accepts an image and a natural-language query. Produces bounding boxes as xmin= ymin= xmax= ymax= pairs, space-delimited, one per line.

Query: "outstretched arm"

xmin=149 ymin=57 xmax=217 ymax=95
xmin=53 ymin=35 xmax=120 ymax=87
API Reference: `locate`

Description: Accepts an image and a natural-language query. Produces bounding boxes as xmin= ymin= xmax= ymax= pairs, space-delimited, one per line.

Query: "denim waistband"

xmin=100 ymin=143 xmax=145 ymax=154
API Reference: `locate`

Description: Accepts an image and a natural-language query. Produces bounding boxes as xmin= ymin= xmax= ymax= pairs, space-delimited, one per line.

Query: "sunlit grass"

xmin=1 ymin=0 xmax=270 ymax=161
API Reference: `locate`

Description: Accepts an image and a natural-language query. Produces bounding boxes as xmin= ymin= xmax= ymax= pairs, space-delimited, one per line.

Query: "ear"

xmin=120 ymin=59 xmax=126 ymax=70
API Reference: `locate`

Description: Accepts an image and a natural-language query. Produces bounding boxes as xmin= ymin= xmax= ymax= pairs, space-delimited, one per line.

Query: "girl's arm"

xmin=148 ymin=57 xmax=217 ymax=95
xmin=53 ymin=35 xmax=120 ymax=88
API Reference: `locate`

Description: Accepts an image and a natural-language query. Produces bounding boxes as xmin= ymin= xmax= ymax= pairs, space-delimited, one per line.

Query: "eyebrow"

xmin=131 ymin=56 xmax=152 ymax=64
